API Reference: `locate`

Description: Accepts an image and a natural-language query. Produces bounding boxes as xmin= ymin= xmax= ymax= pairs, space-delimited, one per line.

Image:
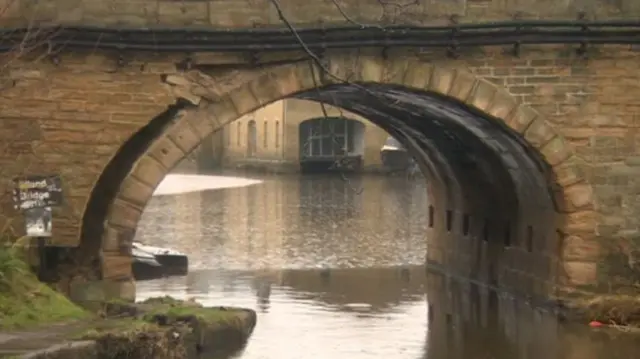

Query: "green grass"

xmin=140 ymin=296 xmax=240 ymax=324
xmin=0 ymin=246 xmax=88 ymax=330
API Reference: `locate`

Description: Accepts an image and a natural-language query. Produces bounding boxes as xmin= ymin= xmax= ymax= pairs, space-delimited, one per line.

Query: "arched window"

xmin=263 ymin=121 xmax=268 ymax=148
xmin=275 ymin=121 xmax=280 ymax=148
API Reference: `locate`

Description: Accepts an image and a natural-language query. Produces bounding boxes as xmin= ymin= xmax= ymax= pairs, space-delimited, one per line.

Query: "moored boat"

xmin=380 ymin=136 xmax=415 ymax=173
xmin=131 ymin=242 xmax=189 ymax=280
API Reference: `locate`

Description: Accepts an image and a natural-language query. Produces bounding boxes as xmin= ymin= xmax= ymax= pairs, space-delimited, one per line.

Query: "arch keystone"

xmin=448 ymin=70 xmax=477 ymax=101
xmin=429 ymin=67 xmax=456 ymax=94
xmin=465 ymin=79 xmax=498 ymax=112
xmin=524 ymin=118 xmax=556 ymax=149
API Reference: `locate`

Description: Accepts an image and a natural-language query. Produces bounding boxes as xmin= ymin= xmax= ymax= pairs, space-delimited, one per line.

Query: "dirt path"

xmin=0 ymin=321 xmax=89 ymax=357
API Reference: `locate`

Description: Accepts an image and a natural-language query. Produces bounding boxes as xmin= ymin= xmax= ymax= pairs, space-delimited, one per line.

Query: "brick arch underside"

xmin=87 ymin=53 xmax=596 ymax=298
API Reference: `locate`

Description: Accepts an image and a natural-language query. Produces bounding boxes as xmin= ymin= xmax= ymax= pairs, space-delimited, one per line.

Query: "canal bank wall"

xmin=3 ymin=297 xmax=257 ymax=359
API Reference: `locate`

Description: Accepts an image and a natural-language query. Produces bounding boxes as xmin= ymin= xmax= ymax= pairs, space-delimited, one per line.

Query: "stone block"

xmin=562 ymin=235 xmax=600 ymax=262
xmin=228 ymin=84 xmax=260 ymax=117
xmin=402 ymin=62 xmax=433 ymax=91
xmin=184 ymin=106 xmax=218 ymax=140
xmin=540 ymin=136 xmax=572 ymax=167
xmin=358 ymin=54 xmax=385 ymax=83
xmin=249 ymin=72 xmax=286 ymax=106
xmin=208 ymin=95 xmax=240 ymax=128
xmin=429 ymin=67 xmax=456 ymax=95
xmin=116 ymin=175 xmax=154 ymax=209
xmin=524 ymin=119 xmax=556 ymax=149
xmin=131 ymin=155 xmax=167 ymax=189
xmin=448 ymin=71 xmax=477 ymax=100
xmin=147 ymin=135 xmax=186 ymax=170
xmin=465 ymin=79 xmax=498 ymax=112
xmin=507 ymin=104 xmax=538 ymax=133
xmin=326 ymin=51 xmax=361 ymax=84
xmin=166 ymin=120 xmax=201 ymax=155
xmin=486 ymin=88 xmax=518 ymax=121
xmin=563 ymin=182 xmax=594 ymax=210
xmin=107 ymin=198 xmax=143 ymax=230
xmin=552 ymin=156 xmax=585 ymax=188
xmin=274 ymin=65 xmax=307 ymax=98
xmin=563 ymin=210 xmax=597 ymax=234
xmin=381 ymin=57 xmax=411 ymax=86
xmin=562 ymin=260 xmax=597 ymax=285
xmin=101 ymin=252 xmax=133 ymax=280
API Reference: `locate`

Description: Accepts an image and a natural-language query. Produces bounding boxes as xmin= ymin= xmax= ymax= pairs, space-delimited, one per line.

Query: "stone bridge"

xmin=1 ymin=0 xmax=639 ymax=302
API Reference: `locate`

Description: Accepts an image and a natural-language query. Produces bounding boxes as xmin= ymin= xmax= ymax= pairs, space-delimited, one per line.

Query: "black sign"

xmin=13 ymin=175 xmax=63 ymax=211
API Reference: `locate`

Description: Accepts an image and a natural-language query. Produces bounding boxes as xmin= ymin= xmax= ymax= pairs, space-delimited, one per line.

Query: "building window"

xmin=236 ymin=122 xmax=241 ymax=146
xmin=263 ymin=121 xmax=268 ymax=148
xmin=300 ymin=117 xmax=350 ymax=158
xmin=275 ymin=121 xmax=280 ymax=148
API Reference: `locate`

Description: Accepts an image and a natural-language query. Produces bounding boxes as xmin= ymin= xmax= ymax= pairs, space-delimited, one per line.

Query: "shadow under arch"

xmin=80 ymin=56 xmax=595 ymax=299
xmin=75 ymin=100 xmax=190 ymax=278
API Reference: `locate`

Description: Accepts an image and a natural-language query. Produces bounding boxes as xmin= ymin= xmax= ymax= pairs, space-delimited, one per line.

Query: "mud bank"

xmin=564 ymin=294 xmax=640 ymax=332
xmin=8 ymin=297 xmax=257 ymax=359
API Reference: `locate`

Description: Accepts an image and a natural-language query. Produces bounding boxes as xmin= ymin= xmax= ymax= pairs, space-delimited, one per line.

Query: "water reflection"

xmin=136 ymin=175 xmax=429 ymax=270
xmin=137 ymin=266 xmax=429 ymax=359
xmin=135 ymin=174 xmax=640 ymax=359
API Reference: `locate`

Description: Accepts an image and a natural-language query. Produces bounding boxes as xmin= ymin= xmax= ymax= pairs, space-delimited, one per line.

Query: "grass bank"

xmin=0 ymin=246 xmax=87 ymax=330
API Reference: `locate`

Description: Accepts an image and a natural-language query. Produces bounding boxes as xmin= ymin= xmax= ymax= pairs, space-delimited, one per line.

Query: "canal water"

xmin=135 ymin=173 xmax=639 ymax=359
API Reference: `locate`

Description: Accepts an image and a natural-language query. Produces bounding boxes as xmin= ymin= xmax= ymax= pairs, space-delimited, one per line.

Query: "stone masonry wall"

xmin=3 ymin=0 xmax=640 ymax=28
xmin=1 ymin=45 xmax=638 ymax=276
xmin=1 ymin=0 xmax=640 ymax=295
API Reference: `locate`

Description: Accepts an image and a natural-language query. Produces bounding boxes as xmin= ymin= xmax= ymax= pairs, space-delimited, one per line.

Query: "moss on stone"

xmin=0 ymin=246 xmax=88 ymax=330
xmin=67 ymin=296 xmax=257 ymax=359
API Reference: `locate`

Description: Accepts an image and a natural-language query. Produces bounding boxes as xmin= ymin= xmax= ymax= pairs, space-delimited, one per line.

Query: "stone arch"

xmin=88 ymin=50 xmax=596 ymax=299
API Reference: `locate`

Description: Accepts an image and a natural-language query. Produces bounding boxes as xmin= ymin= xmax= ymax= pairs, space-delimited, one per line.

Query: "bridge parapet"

xmin=3 ymin=0 xmax=640 ymax=29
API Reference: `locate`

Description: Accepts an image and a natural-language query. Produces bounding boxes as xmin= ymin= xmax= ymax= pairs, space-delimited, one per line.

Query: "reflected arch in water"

xmin=81 ymin=53 xmax=595 ymax=299
xmin=424 ymin=272 xmax=640 ymax=359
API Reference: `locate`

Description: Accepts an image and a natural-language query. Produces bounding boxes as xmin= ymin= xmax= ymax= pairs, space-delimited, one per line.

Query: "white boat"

xmin=131 ymin=242 xmax=189 ymax=280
